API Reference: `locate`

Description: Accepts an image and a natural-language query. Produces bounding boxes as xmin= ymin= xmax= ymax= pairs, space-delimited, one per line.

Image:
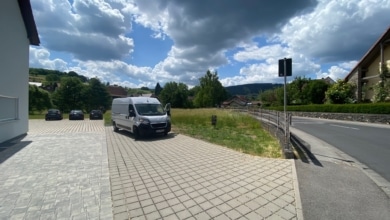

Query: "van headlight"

xmin=139 ymin=117 xmax=150 ymax=124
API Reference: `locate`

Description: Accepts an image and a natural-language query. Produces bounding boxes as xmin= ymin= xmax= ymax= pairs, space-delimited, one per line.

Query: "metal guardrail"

xmin=231 ymin=107 xmax=294 ymax=159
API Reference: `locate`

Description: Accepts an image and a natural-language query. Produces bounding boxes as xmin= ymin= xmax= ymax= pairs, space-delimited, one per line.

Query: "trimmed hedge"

xmin=266 ymin=103 xmax=390 ymax=114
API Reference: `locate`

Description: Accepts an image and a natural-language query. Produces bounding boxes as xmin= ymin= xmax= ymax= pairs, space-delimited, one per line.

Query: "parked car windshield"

xmin=135 ymin=104 xmax=165 ymax=116
xmin=48 ymin=109 xmax=60 ymax=113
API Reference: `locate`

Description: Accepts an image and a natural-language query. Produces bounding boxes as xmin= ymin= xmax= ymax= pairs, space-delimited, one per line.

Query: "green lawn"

xmin=170 ymin=108 xmax=281 ymax=158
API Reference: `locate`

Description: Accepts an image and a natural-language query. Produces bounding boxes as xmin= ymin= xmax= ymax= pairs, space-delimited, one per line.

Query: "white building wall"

xmin=0 ymin=0 xmax=30 ymax=143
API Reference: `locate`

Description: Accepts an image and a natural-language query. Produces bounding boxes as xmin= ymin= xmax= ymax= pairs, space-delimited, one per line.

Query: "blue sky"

xmin=29 ymin=0 xmax=390 ymax=88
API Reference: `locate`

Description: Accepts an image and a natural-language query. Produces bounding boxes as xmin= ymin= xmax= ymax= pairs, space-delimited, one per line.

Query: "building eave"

xmin=17 ymin=0 xmax=40 ymax=46
xmin=344 ymin=26 xmax=390 ymax=81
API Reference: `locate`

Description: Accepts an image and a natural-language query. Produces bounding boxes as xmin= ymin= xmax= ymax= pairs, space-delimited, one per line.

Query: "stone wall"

xmin=290 ymin=112 xmax=390 ymax=124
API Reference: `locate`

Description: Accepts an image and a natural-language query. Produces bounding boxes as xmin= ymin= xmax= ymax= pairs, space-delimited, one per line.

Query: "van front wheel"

xmin=133 ymin=127 xmax=140 ymax=139
xmin=113 ymin=122 xmax=119 ymax=132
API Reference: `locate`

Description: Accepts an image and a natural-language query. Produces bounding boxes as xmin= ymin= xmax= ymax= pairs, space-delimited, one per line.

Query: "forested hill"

xmin=225 ymin=83 xmax=282 ymax=96
xmin=29 ymin=68 xmax=281 ymax=96
xmin=29 ymin=68 xmax=88 ymax=83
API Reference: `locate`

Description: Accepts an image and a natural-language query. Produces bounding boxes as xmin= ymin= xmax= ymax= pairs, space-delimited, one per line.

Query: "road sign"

xmin=278 ymin=58 xmax=292 ymax=150
xmin=278 ymin=58 xmax=292 ymax=77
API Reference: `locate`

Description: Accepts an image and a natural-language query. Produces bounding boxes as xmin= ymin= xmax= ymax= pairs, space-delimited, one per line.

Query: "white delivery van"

xmin=111 ymin=97 xmax=171 ymax=138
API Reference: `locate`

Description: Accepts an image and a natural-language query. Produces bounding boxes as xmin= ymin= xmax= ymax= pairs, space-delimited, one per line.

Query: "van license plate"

xmin=156 ymin=129 xmax=164 ymax=133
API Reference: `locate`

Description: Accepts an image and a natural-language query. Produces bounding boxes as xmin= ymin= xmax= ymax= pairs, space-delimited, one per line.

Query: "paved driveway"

xmin=0 ymin=120 xmax=301 ymax=220
xmin=0 ymin=119 xmax=112 ymax=220
xmin=107 ymin=128 xmax=301 ymax=219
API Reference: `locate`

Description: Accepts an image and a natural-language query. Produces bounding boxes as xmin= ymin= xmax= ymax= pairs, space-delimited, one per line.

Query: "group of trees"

xmin=29 ymin=69 xmax=229 ymax=113
xmin=51 ymin=77 xmax=111 ymax=113
xmin=29 ymin=75 xmax=111 ymax=113
xmin=29 ymin=85 xmax=51 ymax=113
xmin=259 ymin=77 xmax=358 ymax=106
xmin=157 ymin=70 xmax=228 ymax=108
xmin=32 ymin=66 xmax=388 ymax=113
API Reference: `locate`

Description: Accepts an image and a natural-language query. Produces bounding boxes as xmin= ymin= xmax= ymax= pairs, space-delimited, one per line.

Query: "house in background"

xmin=321 ymin=76 xmax=335 ymax=85
xmin=107 ymin=85 xmax=128 ymax=99
xmin=221 ymin=95 xmax=262 ymax=108
xmin=344 ymin=27 xmax=390 ymax=102
xmin=0 ymin=0 xmax=39 ymax=143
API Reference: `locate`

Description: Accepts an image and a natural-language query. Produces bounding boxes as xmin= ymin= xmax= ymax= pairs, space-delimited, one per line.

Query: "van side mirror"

xmin=164 ymin=103 xmax=171 ymax=116
xmin=129 ymin=110 xmax=136 ymax=117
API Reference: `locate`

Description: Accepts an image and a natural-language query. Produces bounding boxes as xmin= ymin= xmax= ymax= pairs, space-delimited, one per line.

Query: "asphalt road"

xmin=290 ymin=117 xmax=390 ymax=220
xmin=291 ymin=116 xmax=390 ymax=182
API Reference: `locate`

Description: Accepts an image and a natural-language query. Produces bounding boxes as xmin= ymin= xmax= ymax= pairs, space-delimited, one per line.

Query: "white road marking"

xmin=292 ymin=122 xmax=324 ymax=124
xmin=330 ymin=124 xmax=359 ymax=130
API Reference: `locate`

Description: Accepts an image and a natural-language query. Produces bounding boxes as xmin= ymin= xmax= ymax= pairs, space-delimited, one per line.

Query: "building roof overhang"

xmin=344 ymin=26 xmax=390 ymax=81
xmin=18 ymin=0 xmax=40 ymax=46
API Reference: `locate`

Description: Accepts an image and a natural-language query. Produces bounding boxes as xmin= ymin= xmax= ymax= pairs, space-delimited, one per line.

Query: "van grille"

xmin=151 ymin=123 xmax=166 ymax=129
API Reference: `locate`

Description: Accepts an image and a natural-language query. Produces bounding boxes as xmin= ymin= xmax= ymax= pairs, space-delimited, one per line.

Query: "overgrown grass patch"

xmin=104 ymin=110 xmax=112 ymax=126
xmin=171 ymin=108 xmax=282 ymax=158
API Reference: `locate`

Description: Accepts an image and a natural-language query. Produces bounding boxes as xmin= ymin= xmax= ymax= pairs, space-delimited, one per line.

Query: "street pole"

xmin=278 ymin=57 xmax=292 ymax=158
xmin=283 ymin=58 xmax=287 ymax=138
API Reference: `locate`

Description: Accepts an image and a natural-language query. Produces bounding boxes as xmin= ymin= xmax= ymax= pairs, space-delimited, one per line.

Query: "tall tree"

xmin=259 ymin=89 xmax=280 ymax=106
xmin=29 ymin=85 xmax=52 ymax=113
xmin=84 ymin=78 xmax=111 ymax=112
xmin=189 ymin=86 xmax=200 ymax=97
xmin=52 ymin=77 xmax=86 ymax=112
xmin=68 ymin=71 xmax=88 ymax=82
xmin=193 ymin=70 xmax=227 ymax=107
xmin=159 ymin=82 xmax=190 ymax=108
xmin=306 ymin=80 xmax=329 ymax=104
xmin=288 ymin=76 xmax=310 ymax=104
xmin=155 ymin=83 xmax=163 ymax=96
xmin=45 ymin=74 xmax=60 ymax=83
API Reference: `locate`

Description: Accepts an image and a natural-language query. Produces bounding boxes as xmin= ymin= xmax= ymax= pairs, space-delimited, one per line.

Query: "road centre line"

xmin=330 ymin=124 xmax=359 ymax=130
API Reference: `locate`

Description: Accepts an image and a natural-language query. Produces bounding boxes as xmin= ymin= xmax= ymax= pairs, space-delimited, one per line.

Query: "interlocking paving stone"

xmin=0 ymin=120 xmax=112 ymax=220
xmin=107 ymin=128 xmax=300 ymax=219
xmin=1 ymin=119 xmax=301 ymax=219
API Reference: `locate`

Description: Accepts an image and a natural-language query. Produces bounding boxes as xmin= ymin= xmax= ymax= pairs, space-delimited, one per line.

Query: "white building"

xmin=0 ymin=0 xmax=39 ymax=143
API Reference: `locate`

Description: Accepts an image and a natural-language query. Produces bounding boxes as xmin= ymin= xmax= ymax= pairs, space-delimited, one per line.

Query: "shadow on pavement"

xmin=0 ymin=134 xmax=31 ymax=164
xmin=290 ymin=133 xmax=323 ymax=167
xmin=114 ymin=129 xmax=177 ymax=142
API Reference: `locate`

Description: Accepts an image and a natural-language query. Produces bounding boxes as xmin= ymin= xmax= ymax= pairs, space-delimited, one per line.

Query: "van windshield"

xmin=135 ymin=104 xmax=165 ymax=116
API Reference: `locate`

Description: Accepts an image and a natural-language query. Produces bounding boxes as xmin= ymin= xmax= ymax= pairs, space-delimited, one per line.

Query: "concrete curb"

xmin=291 ymin=159 xmax=304 ymax=220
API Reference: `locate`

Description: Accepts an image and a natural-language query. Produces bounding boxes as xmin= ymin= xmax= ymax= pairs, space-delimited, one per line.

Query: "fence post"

xmin=284 ymin=112 xmax=293 ymax=159
xmin=276 ymin=112 xmax=279 ymax=136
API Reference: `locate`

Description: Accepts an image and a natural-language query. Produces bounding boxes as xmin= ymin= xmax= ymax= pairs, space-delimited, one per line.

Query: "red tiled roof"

xmin=107 ymin=86 xmax=127 ymax=98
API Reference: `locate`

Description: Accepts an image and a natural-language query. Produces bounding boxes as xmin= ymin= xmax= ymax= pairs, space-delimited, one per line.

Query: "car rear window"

xmin=48 ymin=109 xmax=59 ymax=113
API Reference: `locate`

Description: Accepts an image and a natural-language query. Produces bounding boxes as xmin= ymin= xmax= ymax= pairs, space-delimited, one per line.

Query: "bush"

xmin=267 ymin=103 xmax=390 ymax=114
xmin=325 ymin=80 xmax=355 ymax=104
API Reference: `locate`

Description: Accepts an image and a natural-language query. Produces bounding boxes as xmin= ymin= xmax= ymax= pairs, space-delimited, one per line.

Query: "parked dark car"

xmin=45 ymin=109 xmax=63 ymax=121
xmin=89 ymin=110 xmax=103 ymax=120
xmin=69 ymin=110 xmax=84 ymax=120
